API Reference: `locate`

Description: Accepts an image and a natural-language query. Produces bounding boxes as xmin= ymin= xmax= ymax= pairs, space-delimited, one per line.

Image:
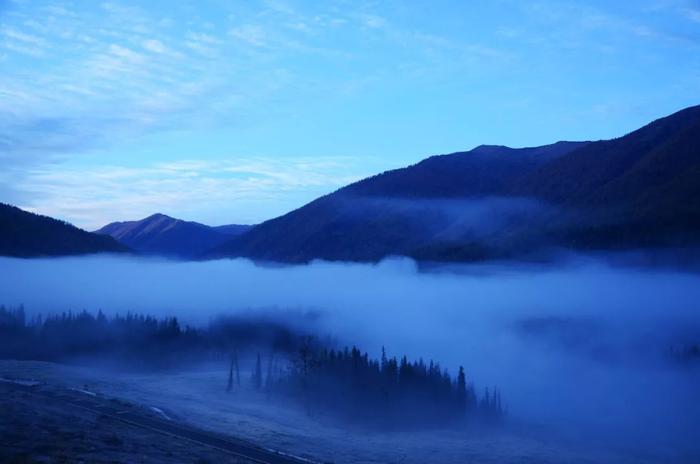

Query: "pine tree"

xmin=457 ymin=366 xmax=466 ymax=394
xmin=457 ymin=366 xmax=467 ymax=413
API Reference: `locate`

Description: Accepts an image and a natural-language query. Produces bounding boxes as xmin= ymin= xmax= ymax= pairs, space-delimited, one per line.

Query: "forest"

xmin=258 ymin=341 xmax=504 ymax=427
xmin=0 ymin=305 xmax=303 ymax=366
xmin=0 ymin=305 xmax=503 ymax=427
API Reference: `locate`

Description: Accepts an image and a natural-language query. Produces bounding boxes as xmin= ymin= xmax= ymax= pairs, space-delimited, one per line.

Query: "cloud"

xmin=518 ymin=1 xmax=700 ymax=50
xmin=0 ymin=0 xmax=519 ymax=169
xmin=10 ymin=157 xmax=371 ymax=228
xmin=0 ymin=1 xmax=372 ymax=164
xmin=361 ymin=14 xmax=386 ymax=29
xmin=142 ymin=38 xmax=166 ymax=53
xmin=228 ymin=24 xmax=268 ymax=47
xmin=1 ymin=27 xmax=45 ymax=46
xmin=0 ymin=2 xmax=248 ymax=162
xmin=186 ymin=32 xmax=222 ymax=45
xmin=0 ymin=26 xmax=47 ymax=55
xmin=107 ymin=43 xmax=145 ymax=63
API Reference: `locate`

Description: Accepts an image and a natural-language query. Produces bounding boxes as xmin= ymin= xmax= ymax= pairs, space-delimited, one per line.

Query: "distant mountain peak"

xmin=95 ymin=214 xmax=251 ymax=259
xmin=143 ymin=212 xmax=173 ymax=221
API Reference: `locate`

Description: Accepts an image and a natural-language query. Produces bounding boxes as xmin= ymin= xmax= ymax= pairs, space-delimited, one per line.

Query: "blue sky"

xmin=1 ymin=0 xmax=699 ymax=229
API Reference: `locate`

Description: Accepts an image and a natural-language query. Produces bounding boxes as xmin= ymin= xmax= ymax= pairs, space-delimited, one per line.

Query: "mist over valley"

xmin=2 ymin=253 xmax=699 ymax=462
xmin=2 ymin=4 xmax=700 ymax=460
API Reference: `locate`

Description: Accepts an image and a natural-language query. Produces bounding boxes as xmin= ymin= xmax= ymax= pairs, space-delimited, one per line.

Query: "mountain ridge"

xmin=207 ymin=104 xmax=700 ymax=263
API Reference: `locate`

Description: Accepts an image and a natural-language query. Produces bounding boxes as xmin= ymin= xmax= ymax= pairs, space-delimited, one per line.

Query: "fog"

xmin=337 ymin=195 xmax=555 ymax=240
xmin=2 ymin=254 xmax=699 ymax=457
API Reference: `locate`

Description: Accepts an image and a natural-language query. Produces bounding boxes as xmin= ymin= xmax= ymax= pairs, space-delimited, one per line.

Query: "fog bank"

xmin=2 ymin=255 xmax=699 ymax=456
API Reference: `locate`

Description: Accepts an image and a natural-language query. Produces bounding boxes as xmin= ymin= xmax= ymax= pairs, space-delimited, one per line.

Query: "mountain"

xmin=95 ymin=213 xmax=251 ymax=259
xmin=0 ymin=203 xmax=128 ymax=258
xmin=344 ymin=141 xmax=588 ymax=199
xmin=510 ymin=104 xmax=700 ymax=249
xmin=208 ymin=104 xmax=700 ymax=263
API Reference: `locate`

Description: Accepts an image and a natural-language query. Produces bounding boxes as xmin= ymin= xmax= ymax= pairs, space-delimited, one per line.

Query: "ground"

xmin=0 ymin=380 xmax=254 ymax=464
xmin=0 ymin=360 xmax=693 ymax=464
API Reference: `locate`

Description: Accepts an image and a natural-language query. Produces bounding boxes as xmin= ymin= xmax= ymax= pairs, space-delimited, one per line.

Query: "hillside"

xmin=0 ymin=203 xmax=128 ymax=258
xmin=208 ymin=105 xmax=700 ymax=263
xmin=96 ymin=213 xmax=250 ymax=259
xmin=512 ymin=105 xmax=700 ymax=249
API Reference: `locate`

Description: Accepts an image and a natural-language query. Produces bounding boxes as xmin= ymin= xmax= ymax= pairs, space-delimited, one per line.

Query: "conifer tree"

xmin=457 ymin=366 xmax=467 ymax=413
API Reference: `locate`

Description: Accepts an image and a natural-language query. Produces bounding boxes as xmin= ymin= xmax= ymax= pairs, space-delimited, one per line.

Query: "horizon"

xmin=2 ymin=0 xmax=700 ymax=229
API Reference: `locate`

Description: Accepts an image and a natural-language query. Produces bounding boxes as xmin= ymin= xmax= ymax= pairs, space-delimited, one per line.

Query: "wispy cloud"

xmin=228 ymin=24 xmax=268 ymax=47
xmin=0 ymin=2 xmax=274 ymax=162
xmin=0 ymin=26 xmax=47 ymax=55
xmin=518 ymin=1 xmax=700 ymax=50
xmin=0 ymin=0 xmax=514 ymax=167
xmin=361 ymin=14 xmax=386 ymax=29
xmin=13 ymin=157 xmax=372 ymax=229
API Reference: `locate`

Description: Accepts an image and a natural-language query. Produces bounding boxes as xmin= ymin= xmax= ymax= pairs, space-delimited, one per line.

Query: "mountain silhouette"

xmin=96 ymin=213 xmax=251 ymax=259
xmin=0 ymin=203 xmax=128 ymax=257
xmin=207 ymin=104 xmax=700 ymax=263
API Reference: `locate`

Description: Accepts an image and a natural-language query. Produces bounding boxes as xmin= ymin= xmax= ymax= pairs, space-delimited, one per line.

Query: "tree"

xmin=227 ymin=355 xmax=235 ymax=392
xmin=457 ymin=366 xmax=467 ymax=412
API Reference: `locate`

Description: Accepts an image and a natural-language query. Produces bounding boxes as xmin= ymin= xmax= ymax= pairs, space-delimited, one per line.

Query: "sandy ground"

xmin=0 ymin=360 xmax=693 ymax=464
xmin=0 ymin=379 xmax=254 ymax=464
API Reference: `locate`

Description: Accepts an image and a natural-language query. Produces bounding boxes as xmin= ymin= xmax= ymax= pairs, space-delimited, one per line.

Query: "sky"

xmin=1 ymin=0 xmax=699 ymax=229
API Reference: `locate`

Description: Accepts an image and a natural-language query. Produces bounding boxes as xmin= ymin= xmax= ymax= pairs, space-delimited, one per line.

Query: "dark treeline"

xmin=1 ymin=305 xmax=504 ymax=428
xmin=261 ymin=339 xmax=504 ymax=428
xmin=0 ymin=305 xmax=306 ymax=366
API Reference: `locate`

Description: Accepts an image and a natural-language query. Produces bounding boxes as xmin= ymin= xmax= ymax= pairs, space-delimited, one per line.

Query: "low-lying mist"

xmin=337 ymin=195 xmax=555 ymax=240
xmin=2 ymin=254 xmax=699 ymax=457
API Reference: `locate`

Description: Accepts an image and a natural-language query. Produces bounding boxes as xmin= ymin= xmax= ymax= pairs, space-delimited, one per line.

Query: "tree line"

xmin=247 ymin=339 xmax=504 ymax=427
xmin=0 ymin=305 xmax=505 ymax=428
xmin=0 ymin=305 xmax=302 ymax=366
